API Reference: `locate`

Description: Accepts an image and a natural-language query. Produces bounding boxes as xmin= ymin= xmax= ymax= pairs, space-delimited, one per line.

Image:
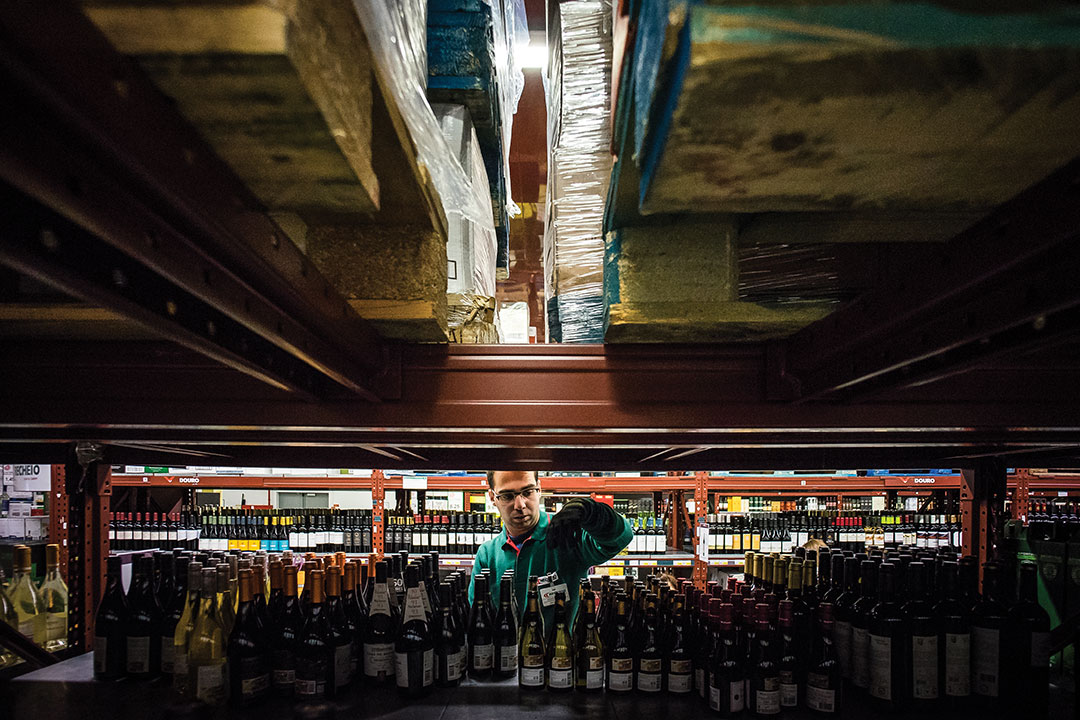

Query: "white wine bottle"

xmin=188 ymin=567 xmax=228 ymax=705
xmin=172 ymin=561 xmax=202 ymax=696
xmin=10 ymin=545 xmax=44 ymax=646
xmin=1 ymin=564 xmax=22 ymax=668
xmin=518 ymin=576 xmax=546 ymax=690
xmin=546 ymin=591 xmax=573 ymax=692
xmin=38 ymin=543 xmax=68 ymax=652
xmin=574 ymin=590 xmax=605 ymax=691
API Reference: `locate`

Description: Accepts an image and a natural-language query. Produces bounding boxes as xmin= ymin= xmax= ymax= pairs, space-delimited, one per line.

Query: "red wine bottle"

xmin=295 ymin=569 xmax=332 ymax=699
xmin=270 ymin=565 xmax=302 ymax=696
xmin=394 ymin=563 xmax=434 ymax=697
xmin=467 ymin=574 xmax=494 ymax=678
xmin=93 ymin=556 xmax=129 ymax=680
xmin=849 ymin=559 xmax=877 ymax=693
xmin=748 ymin=602 xmax=781 ymax=717
xmin=434 ymin=581 xmax=465 ymax=687
xmin=903 ymin=561 xmax=939 ymax=707
xmin=778 ymin=599 xmax=802 ymax=709
xmin=971 ymin=563 xmax=1007 ymax=708
xmin=1005 ymin=560 xmax=1050 ymax=718
xmin=125 ymin=556 xmax=163 ymax=678
xmin=364 ymin=560 xmax=398 ymax=684
xmin=868 ymin=562 xmax=905 ymax=711
xmin=806 ymin=603 xmax=842 ymax=714
xmin=934 ymin=560 xmax=970 ymax=707
xmin=665 ymin=593 xmax=693 ymax=694
xmin=708 ymin=601 xmax=745 ymax=717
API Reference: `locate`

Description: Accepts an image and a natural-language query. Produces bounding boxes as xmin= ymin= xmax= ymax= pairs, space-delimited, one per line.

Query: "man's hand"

xmin=546 ymin=498 xmax=593 ymax=549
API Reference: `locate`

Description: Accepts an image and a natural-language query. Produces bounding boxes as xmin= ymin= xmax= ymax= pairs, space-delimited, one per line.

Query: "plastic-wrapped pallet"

xmin=432 ymin=103 xmax=499 ymax=342
xmin=544 ymin=0 xmax=613 ymax=343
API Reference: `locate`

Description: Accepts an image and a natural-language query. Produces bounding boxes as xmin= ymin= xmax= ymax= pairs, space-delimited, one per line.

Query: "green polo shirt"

xmin=468 ymin=507 xmax=633 ymax=628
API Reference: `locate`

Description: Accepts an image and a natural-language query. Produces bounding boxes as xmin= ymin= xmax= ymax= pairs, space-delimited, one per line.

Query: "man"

xmin=469 ymin=470 xmax=633 ymax=628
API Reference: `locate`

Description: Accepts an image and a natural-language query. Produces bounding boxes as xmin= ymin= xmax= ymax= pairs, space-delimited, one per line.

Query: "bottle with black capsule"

xmin=394 ymin=563 xmax=434 ymax=697
xmin=605 ymin=593 xmax=633 ymax=693
xmin=971 ymin=563 xmax=1007 ymax=710
xmin=434 ymin=581 xmax=464 ymax=687
xmin=903 ymin=561 xmax=939 ymax=707
xmin=364 ymin=560 xmax=398 ymax=684
xmin=850 ymin=559 xmax=877 ymax=695
xmin=493 ymin=574 xmax=518 ymax=679
xmin=546 ymin=591 xmax=574 ymax=692
xmin=125 ymin=555 xmax=163 ymax=679
xmin=575 ymin=590 xmax=605 ymax=692
xmin=467 ymin=574 xmax=495 ymax=678
xmin=518 ymin=576 xmax=547 ymax=691
xmin=868 ymin=562 xmax=905 ymax=711
xmin=270 ymin=565 xmax=302 ymax=697
xmin=93 ymin=556 xmax=129 ymax=680
xmin=1004 ymin=560 xmax=1050 ymax=718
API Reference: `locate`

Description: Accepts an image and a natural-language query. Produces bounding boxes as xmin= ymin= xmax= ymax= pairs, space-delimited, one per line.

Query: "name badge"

xmin=537 ymin=571 xmax=569 ymax=607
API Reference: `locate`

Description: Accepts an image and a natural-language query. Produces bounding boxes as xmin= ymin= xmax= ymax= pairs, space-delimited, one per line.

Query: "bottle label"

xmin=364 ymin=642 xmax=396 ymax=679
xmin=755 ymin=685 xmax=781 ymax=715
xmin=335 ymin=644 xmax=352 ymax=687
xmin=669 ymin=659 xmax=692 ymax=674
xmin=521 ymin=651 xmax=545 ymax=668
xmin=608 ymin=670 xmax=632 ymax=691
xmin=498 ymin=645 xmax=516 ymax=672
xmin=834 ymin=620 xmax=852 ymax=676
xmin=160 ymin=636 xmax=175 ymax=673
xmin=851 ymin=627 xmax=870 ymax=688
xmin=780 ymin=672 xmax=798 ymax=707
xmin=18 ymin=619 xmax=35 ymax=639
xmin=173 ymin=650 xmax=188 ymax=678
xmin=944 ymin=632 xmax=970 ymax=696
xmin=520 ymin=666 xmax=545 ymax=687
xmin=610 ymin=657 xmax=633 ymax=672
xmin=395 ymin=648 xmax=435 ymax=688
xmin=550 ymin=655 xmax=572 ymax=670
xmin=972 ymin=626 xmax=1000 ymax=697
xmin=126 ymin=636 xmax=151 ymax=674
xmin=911 ymin=634 xmax=939 ymax=699
xmin=696 ymin=668 xmax=706 ymax=697
xmin=637 ymin=671 xmax=661 ymax=692
xmin=369 ymin=584 xmax=392 ymax=617
xmin=402 ymin=587 xmax=427 ymax=624
xmin=241 ymin=671 xmax=270 ymax=699
xmin=45 ymin=613 xmax=67 ymax=642
xmin=295 ymin=678 xmax=325 ymax=697
xmin=869 ymin=634 xmax=892 ymax=700
xmin=1031 ymin=631 xmax=1050 ymax=668
xmin=273 ymin=668 xmax=296 ymax=687
xmin=471 ymin=642 xmax=494 ymax=670
xmin=447 ymin=649 xmax=465 ymax=681
xmin=668 ymin=672 xmax=692 ymax=693
xmin=806 ymin=680 xmax=836 ymax=713
xmin=93 ymin=637 xmax=107 ymax=674
xmin=586 ymin=668 xmax=605 ymax=689
xmin=196 ymin=663 xmax=227 ymax=703
xmin=549 ymin=668 xmax=573 ymax=688
xmin=639 ymin=658 xmax=661 ymax=673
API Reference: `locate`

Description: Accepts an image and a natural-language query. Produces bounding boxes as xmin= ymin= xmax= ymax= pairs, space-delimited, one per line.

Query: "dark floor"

xmin=8 ymin=652 xmax=1073 ymax=720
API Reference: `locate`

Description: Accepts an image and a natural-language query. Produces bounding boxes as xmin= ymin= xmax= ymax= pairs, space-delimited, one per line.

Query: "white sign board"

xmin=13 ymin=464 xmax=51 ymax=492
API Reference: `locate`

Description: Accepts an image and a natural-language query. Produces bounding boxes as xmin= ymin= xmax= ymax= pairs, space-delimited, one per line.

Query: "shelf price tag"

xmin=696 ymin=522 xmax=709 ymax=563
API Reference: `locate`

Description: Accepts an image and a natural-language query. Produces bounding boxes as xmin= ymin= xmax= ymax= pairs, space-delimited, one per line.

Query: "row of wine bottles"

xmin=703 ymin=512 xmax=963 ymax=555
xmin=109 ymin=508 xmax=505 ymax=556
xmin=626 ymin=516 xmax=668 ymax=554
xmin=722 ymin=545 xmax=1051 ymax=716
xmin=1026 ymin=499 xmax=1080 ymax=542
xmin=0 ymin=544 xmax=69 ymax=667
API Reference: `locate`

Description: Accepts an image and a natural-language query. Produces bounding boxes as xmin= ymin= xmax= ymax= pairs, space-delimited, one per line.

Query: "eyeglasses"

xmin=493 ymin=486 xmax=539 ymax=504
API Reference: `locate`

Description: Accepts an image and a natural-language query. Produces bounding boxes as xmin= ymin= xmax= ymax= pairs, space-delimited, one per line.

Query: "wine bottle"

xmin=903 ymin=561 xmax=939 ymax=706
xmin=1004 ymin=560 xmax=1050 ymax=717
xmin=665 ymin=593 xmax=692 ymax=694
xmin=709 ymin=601 xmax=745 ymax=717
xmin=637 ymin=592 xmax=663 ymax=693
xmin=125 ymin=556 xmax=163 ymax=678
xmin=267 ymin=560 xmax=285 ymax=627
xmin=38 ymin=543 xmax=69 ymax=652
xmin=519 ymin=576 xmax=548 ymax=690
xmin=342 ymin=562 xmax=365 ymax=683
xmin=971 ymin=563 xmax=1007 ymax=708
xmin=778 ymin=600 xmax=801 ymax=709
xmin=159 ymin=555 xmax=188 ymax=677
xmin=10 ymin=545 xmax=44 ymax=645
xmin=934 ymin=560 xmax=970 ymax=706
xmin=228 ymin=568 xmax=271 ymax=705
xmin=868 ymin=562 xmax=905 ymax=710
xmin=0 ymin=565 xmax=19 ymax=668
xmin=326 ymin=565 xmax=355 ymax=693
xmin=575 ymin=589 xmax=605 ymax=691
xmin=295 ymin=569 xmax=332 ymax=699
xmin=395 ymin=563 xmax=434 ymax=696
xmin=695 ymin=592 xmax=715 ymax=700
xmin=434 ymin=581 xmax=465 ymax=687
xmin=545 ymin=590 xmax=574 ymax=692
xmin=832 ymin=557 xmax=858 ymax=683
xmin=494 ymin=574 xmax=518 ymax=679
xmin=364 ymin=560 xmax=398 ymax=684
xmin=93 ymin=556 xmax=129 ymax=680
xmin=467 ymin=574 xmax=495 ymax=678
xmin=850 ymin=559 xmax=877 ymax=693
xmin=188 ymin=567 xmax=228 ymax=705
xmin=271 ymin=564 xmax=303 ymax=697
xmin=172 ymin=560 xmax=201 ymax=696
xmin=748 ymin=601 xmax=781 ymax=716
xmin=806 ymin=602 xmax=842 ymax=714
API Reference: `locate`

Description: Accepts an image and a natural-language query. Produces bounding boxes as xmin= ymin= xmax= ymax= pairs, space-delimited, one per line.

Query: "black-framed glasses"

xmin=493 ymin=486 xmax=539 ymax=504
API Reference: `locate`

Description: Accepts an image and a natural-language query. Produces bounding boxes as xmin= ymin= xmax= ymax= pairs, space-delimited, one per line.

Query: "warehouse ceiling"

xmin=2 ymin=2 xmax=1080 ymax=471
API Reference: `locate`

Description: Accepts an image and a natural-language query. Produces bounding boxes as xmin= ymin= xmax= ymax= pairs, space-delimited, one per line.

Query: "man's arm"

xmin=548 ymin=499 xmax=633 ymax=567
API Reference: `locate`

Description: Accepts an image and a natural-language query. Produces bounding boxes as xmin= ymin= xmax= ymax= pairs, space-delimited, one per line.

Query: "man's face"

xmin=490 ymin=471 xmax=541 ymax=537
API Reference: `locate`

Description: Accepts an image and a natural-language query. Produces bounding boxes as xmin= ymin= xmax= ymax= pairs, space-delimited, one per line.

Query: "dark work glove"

xmin=547 ymin=499 xmax=619 ymax=549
